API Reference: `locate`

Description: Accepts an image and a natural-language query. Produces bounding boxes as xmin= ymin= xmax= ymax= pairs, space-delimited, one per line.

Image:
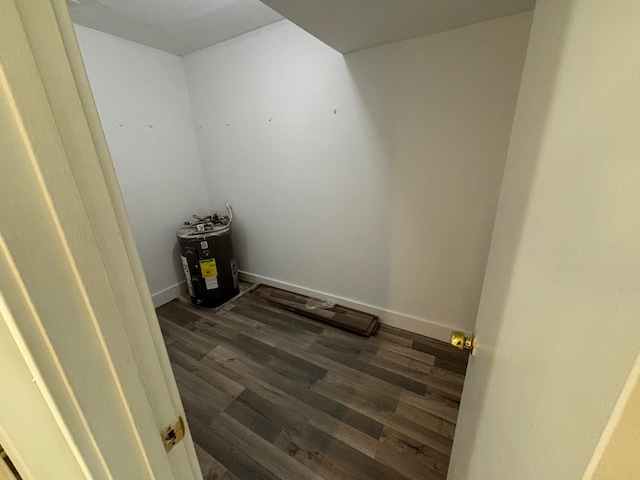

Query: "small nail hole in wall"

xmin=333 ymin=108 xmax=337 ymax=114
xmin=148 ymin=124 xmax=153 ymax=128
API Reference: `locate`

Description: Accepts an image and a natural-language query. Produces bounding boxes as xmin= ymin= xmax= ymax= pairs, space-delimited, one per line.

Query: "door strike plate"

xmin=161 ymin=416 xmax=185 ymax=452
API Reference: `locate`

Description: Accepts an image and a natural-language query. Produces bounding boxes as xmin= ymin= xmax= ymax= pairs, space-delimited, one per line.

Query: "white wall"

xmin=183 ymin=14 xmax=532 ymax=338
xmin=75 ymin=25 xmax=209 ymax=306
xmin=449 ymin=0 xmax=640 ymax=478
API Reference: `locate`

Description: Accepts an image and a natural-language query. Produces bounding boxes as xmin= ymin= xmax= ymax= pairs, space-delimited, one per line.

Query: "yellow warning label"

xmin=199 ymin=259 xmax=218 ymax=278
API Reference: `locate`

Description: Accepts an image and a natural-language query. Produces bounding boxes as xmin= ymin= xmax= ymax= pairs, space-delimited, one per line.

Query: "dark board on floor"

xmin=251 ymin=284 xmax=380 ymax=337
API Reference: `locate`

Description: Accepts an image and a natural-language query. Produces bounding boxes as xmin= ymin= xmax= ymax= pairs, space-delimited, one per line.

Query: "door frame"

xmin=0 ymin=1 xmax=200 ymax=478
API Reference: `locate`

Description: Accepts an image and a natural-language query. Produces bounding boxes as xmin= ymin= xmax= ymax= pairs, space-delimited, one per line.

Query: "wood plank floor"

xmin=157 ymin=291 xmax=469 ymax=480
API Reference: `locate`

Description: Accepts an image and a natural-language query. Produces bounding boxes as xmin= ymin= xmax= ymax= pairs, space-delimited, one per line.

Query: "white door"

xmin=0 ymin=0 xmax=201 ymax=478
xmin=448 ymin=0 xmax=640 ymax=479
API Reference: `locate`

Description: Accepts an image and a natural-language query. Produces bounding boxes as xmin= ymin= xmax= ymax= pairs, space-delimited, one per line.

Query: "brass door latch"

xmin=161 ymin=416 xmax=185 ymax=452
xmin=451 ymin=331 xmax=476 ymax=353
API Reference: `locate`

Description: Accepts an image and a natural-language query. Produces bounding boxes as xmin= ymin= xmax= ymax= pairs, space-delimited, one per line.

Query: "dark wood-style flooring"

xmin=157 ymin=290 xmax=469 ymax=480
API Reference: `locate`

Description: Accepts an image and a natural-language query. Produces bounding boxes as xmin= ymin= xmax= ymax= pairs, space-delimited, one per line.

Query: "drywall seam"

xmin=239 ymin=271 xmax=460 ymax=342
xmin=179 ymin=53 xmax=211 ymax=213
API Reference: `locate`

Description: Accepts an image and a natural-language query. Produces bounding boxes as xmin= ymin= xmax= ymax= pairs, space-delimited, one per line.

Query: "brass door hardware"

xmin=161 ymin=416 xmax=185 ymax=452
xmin=451 ymin=331 xmax=476 ymax=353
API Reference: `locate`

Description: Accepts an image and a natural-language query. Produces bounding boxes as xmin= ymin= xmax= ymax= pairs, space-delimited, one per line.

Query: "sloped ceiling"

xmin=68 ymin=0 xmax=536 ymax=56
xmin=259 ymin=0 xmax=537 ymax=53
xmin=67 ymin=0 xmax=283 ymax=55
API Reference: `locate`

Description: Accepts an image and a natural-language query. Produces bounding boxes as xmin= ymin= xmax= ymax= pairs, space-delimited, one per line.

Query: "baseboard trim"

xmin=238 ymin=271 xmax=459 ymax=343
xmin=151 ymin=281 xmax=186 ymax=308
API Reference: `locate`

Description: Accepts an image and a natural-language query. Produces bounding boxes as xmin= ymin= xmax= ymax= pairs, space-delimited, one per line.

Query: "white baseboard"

xmin=151 ymin=281 xmax=186 ymax=308
xmin=238 ymin=271 xmax=459 ymax=343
